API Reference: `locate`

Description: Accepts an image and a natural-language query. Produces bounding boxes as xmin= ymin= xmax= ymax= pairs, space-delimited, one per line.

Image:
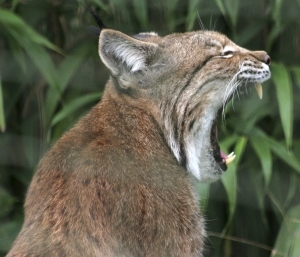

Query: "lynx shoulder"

xmin=7 ymin=22 xmax=270 ymax=257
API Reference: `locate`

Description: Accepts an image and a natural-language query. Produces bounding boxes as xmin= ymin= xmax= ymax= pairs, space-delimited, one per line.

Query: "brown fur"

xmin=8 ymin=85 xmax=204 ymax=257
xmin=7 ymin=28 xmax=270 ymax=257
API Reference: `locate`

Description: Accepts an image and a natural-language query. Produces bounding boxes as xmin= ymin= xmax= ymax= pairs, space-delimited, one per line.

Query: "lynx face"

xmin=99 ymin=29 xmax=271 ymax=182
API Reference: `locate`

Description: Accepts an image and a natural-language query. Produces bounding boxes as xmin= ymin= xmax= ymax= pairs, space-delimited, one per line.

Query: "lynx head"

xmin=98 ymin=29 xmax=271 ymax=182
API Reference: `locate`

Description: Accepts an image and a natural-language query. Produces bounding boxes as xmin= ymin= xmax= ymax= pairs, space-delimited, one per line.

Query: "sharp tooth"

xmin=225 ymin=154 xmax=236 ymax=165
xmin=255 ymin=84 xmax=263 ymax=99
xmin=227 ymin=152 xmax=235 ymax=158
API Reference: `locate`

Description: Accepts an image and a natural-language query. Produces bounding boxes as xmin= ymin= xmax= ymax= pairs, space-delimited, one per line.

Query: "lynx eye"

xmin=224 ymin=50 xmax=234 ymax=56
xmin=222 ymin=46 xmax=235 ymax=57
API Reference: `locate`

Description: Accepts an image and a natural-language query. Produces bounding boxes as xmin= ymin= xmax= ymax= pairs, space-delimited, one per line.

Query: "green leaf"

xmin=57 ymin=51 xmax=88 ymax=92
xmin=0 ymin=8 xmax=62 ymax=53
xmin=51 ymin=93 xmax=102 ymax=127
xmin=166 ymin=0 xmax=181 ymax=31
xmin=11 ymin=0 xmax=20 ymax=11
xmin=248 ymin=169 xmax=269 ymax=227
xmin=6 ymin=28 xmax=60 ymax=123
xmin=214 ymin=0 xmax=226 ymax=16
xmin=267 ymin=25 xmax=285 ymax=52
xmin=107 ymin=0 xmax=131 ymax=26
xmin=20 ymin=39 xmax=58 ymax=91
xmin=90 ymin=0 xmax=110 ymax=13
xmin=271 ymin=0 xmax=284 ymax=25
xmin=285 ymin=172 xmax=298 ymax=209
xmin=225 ymin=0 xmax=239 ymax=29
xmin=0 ymin=8 xmax=66 ymax=127
xmin=6 ymin=35 xmax=27 ymax=74
xmin=250 ymin=136 xmax=272 ymax=188
xmin=17 ymin=38 xmax=61 ymax=126
xmin=186 ymin=0 xmax=203 ymax=31
xmin=269 ymin=139 xmax=300 ymax=174
xmin=272 ymin=205 xmax=300 ymax=257
xmin=220 ymin=136 xmax=247 ymax=233
xmin=251 ymin=128 xmax=300 ymax=174
xmin=132 ymin=0 xmax=148 ymax=30
xmin=214 ymin=0 xmax=239 ymax=30
xmin=271 ymin=62 xmax=293 ymax=148
xmin=291 ymin=66 xmax=300 ymax=89
xmin=0 ymin=75 xmax=5 ymax=132
xmin=45 ymin=46 xmax=91 ymax=125
xmin=167 ymin=0 xmax=181 ymax=13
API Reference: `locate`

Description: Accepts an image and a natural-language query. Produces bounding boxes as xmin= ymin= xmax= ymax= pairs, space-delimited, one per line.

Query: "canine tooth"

xmin=227 ymin=152 xmax=235 ymax=158
xmin=255 ymin=84 xmax=263 ymax=99
xmin=225 ymin=154 xmax=236 ymax=165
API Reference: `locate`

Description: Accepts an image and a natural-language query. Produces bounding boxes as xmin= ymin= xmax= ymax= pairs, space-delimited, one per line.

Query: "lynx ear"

xmin=99 ymin=29 xmax=158 ymax=75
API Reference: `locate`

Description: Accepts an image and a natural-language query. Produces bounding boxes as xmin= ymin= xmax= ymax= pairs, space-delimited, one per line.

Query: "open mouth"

xmin=210 ymin=113 xmax=234 ymax=171
xmin=211 ymin=83 xmax=264 ymax=171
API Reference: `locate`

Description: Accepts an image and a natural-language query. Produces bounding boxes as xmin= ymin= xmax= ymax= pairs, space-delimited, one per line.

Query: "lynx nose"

xmin=252 ymin=51 xmax=271 ymax=66
xmin=264 ymin=54 xmax=271 ymax=66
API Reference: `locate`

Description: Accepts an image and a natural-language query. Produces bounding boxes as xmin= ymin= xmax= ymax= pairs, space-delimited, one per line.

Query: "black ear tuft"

xmin=87 ymin=7 xmax=106 ymax=30
xmin=85 ymin=6 xmax=106 ymax=35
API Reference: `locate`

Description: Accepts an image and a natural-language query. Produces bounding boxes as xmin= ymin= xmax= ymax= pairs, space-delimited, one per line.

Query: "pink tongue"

xmin=220 ymin=150 xmax=227 ymax=160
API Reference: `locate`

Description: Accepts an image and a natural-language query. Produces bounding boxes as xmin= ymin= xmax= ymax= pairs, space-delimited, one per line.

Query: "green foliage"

xmin=221 ymin=136 xmax=247 ymax=233
xmin=214 ymin=0 xmax=239 ymax=32
xmin=272 ymin=63 xmax=293 ymax=148
xmin=0 ymin=76 xmax=5 ymax=132
xmin=272 ymin=205 xmax=300 ymax=257
xmin=0 ymin=0 xmax=300 ymax=256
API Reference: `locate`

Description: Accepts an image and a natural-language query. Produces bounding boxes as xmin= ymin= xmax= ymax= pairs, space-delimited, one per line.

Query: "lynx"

xmin=7 ymin=17 xmax=271 ymax=257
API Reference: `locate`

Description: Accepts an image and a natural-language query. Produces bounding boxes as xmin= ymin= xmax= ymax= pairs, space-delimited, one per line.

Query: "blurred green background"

xmin=1 ymin=0 xmax=300 ymax=256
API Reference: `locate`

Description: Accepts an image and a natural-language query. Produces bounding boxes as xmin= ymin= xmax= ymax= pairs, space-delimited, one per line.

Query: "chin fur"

xmin=184 ymin=108 xmax=223 ymax=182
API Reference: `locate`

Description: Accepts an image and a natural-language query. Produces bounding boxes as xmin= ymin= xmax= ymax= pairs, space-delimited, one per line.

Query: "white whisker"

xmin=197 ymin=12 xmax=205 ymax=30
xmin=221 ymin=62 xmax=246 ymax=122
